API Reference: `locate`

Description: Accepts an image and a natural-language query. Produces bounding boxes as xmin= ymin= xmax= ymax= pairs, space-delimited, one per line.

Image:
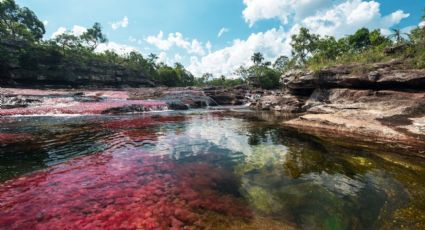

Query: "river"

xmin=0 ymin=109 xmax=424 ymax=229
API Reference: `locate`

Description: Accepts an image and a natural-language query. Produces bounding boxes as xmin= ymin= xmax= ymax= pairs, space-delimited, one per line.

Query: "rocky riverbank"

xmin=1 ymin=61 xmax=424 ymax=156
xmin=251 ymin=60 xmax=425 ymax=157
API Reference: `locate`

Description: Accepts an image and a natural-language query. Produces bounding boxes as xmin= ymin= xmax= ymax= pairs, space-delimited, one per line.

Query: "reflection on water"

xmin=0 ymin=111 xmax=424 ymax=229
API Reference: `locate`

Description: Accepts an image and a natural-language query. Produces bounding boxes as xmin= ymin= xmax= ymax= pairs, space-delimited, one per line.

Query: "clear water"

xmin=0 ymin=110 xmax=424 ymax=229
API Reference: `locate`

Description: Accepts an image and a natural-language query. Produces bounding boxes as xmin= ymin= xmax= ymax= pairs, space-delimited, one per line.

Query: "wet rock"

xmin=0 ymin=94 xmax=42 ymax=109
xmin=203 ymin=86 xmax=250 ymax=105
xmin=250 ymin=94 xmax=305 ymax=113
xmin=166 ymin=101 xmax=190 ymax=110
xmin=130 ymin=87 xmax=218 ymax=109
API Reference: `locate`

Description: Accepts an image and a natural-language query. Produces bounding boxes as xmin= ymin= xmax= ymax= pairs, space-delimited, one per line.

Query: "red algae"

xmin=0 ymin=88 xmax=129 ymax=99
xmin=0 ymin=149 xmax=252 ymax=230
xmin=0 ymin=133 xmax=33 ymax=145
xmin=0 ymin=99 xmax=167 ymax=116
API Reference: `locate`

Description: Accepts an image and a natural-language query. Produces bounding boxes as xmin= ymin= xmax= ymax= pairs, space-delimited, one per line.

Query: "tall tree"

xmin=291 ymin=27 xmax=319 ymax=65
xmin=273 ymin=55 xmax=289 ymax=73
xmin=389 ymin=28 xmax=407 ymax=44
xmin=348 ymin=28 xmax=371 ymax=51
xmin=54 ymin=33 xmax=80 ymax=55
xmin=251 ymin=52 xmax=264 ymax=65
xmin=0 ymin=0 xmax=45 ymax=41
xmin=81 ymin=22 xmax=107 ymax=50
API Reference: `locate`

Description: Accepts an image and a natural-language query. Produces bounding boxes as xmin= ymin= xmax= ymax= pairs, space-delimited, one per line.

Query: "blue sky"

xmin=16 ymin=0 xmax=425 ymax=77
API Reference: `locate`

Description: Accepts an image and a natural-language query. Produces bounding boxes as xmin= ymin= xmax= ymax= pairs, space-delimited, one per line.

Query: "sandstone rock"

xmin=203 ymin=86 xmax=250 ymax=105
xmin=283 ymin=61 xmax=425 ymax=95
xmin=275 ymin=60 xmax=425 ymax=155
xmin=251 ymin=94 xmax=305 ymax=113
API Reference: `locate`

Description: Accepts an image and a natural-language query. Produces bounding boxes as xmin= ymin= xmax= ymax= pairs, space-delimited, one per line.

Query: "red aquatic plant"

xmin=0 ymin=148 xmax=251 ymax=230
xmin=0 ymin=133 xmax=33 ymax=145
xmin=0 ymin=100 xmax=167 ymax=116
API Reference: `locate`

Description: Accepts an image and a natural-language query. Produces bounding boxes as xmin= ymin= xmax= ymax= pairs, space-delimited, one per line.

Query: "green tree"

xmin=251 ymin=52 xmax=264 ymax=65
xmin=256 ymin=66 xmax=281 ymax=89
xmin=0 ymin=0 xmax=45 ymax=41
xmin=81 ymin=22 xmax=107 ymax=50
xmin=174 ymin=62 xmax=194 ymax=86
xmin=291 ymin=27 xmax=319 ymax=65
xmin=157 ymin=65 xmax=179 ymax=87
xmin=273 ymin=55 xmax=289 ymax=73
xmin=314 ymin=36 xmax=341 ymax=60
xmin=369 ymin=29 xmax=390 ymax=47
xmin=348 ymin=28 xmax=371 ymax=52
xmin=54 ymin=33 xmax=81 ymax=55
xmin=389 ymin=28 xmax=407 ymax=44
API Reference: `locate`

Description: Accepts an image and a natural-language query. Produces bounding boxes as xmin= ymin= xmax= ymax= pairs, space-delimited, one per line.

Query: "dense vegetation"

xmin=0 ymin=0 xmax=195 ymax=87
xmin=1 ymin=0 xmax=424 ymax=89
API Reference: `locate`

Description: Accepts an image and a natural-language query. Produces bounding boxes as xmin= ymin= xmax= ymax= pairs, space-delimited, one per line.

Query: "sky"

xmin=16 ymin=0 xmax=425 ymax=77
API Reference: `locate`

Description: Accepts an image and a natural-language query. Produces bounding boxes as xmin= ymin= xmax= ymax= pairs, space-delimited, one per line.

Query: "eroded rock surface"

xmin=255 ymin=61 xmax=425 ymax=156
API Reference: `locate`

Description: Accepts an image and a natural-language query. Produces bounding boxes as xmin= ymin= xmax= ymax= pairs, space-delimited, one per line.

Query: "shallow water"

xmin=0 ymin=109 xmax=424 ymax=229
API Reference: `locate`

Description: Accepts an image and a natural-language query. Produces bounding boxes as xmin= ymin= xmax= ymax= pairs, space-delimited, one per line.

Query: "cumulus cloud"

xmin=218 ymin=27 xmax=229 ymax=37
xmin=146 ymin=31 xmax=206 ymax=55
xmin=189 ymin=39 xmax=205 ymax=56
xmin=51 ymin=25 xmax=87 ymax=38
xmin=174 ymin=54 xmax=183 ymax=62
xmin=301 ymin=1 xmax=409 ymax=37
xmin=205 ymin=41 xmax=212 ymax=53
xmin=51 ymin=27 xmax=67 ymax=38
xmin=420 ymin=21 xmax=425 ymax=28
xmin=71 ymin=25 xmax=87 ymax=36
xmin=95 ymin=42 xmax=138 ymax=55
xmin=188 ymin=0 xmax=410 ymax=77
xmin=129 ymin=36 xmax=143 ymax=45
xmin=158 ymin=51 xmax=169 ymax=64
xmin=242 ymin=0 xmax=332 ymax=27
xmin=188 ymin=28 xmax=290 ymax=77
xmin=146 ymin=31 xmax=188 ymax=50
xmin=111 ymin=16 xmax=129 ymax=30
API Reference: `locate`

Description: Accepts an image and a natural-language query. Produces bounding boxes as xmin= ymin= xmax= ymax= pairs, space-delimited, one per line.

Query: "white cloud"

xmin=189 ymin=39 xmax=205 ymax=56
xmin=218 ymin=27 xmax=229 ymax=37
xmin=43 ymin=20 xmax=48 ymax=26
xmin=146 ymin=31 xmax=187 ymax=50
xmin=95 ymin=42 xmax=138 ymax=56
xmin=146 ymin=31 xmax=206 ymax=56
xmin=242 ymin=0 xmax=409 ymax=32
xmin=420 ymin=21 xmax=425 ymax=28
xmin=51 ymin=27 xmax=67 ymax=38
xmin=158 ymin=51 xmax=169 ymax=64
xmin=129 ymin=36 xmax=143 ymax=45
xmin=188 ymin=0 xmax=410 ymax=77
xmin=71 ymin=25 xmax=87 ymax=36
xmin=205 ymin=41 xmax=212 ymax=53
xmin=188 ymin=28 xmax=290 ymax=77
xmin=111 ymin=16 xmax=129 ymax=30
xmin=51 ymin=25 xmax=87 ymax=38
xmin=300 ymin=0 xmax=409 ymax=38
xmin=174 ymin=54 xmax=182 ymax=62
xmin=242 ymin=0 xmax=332 ymax=27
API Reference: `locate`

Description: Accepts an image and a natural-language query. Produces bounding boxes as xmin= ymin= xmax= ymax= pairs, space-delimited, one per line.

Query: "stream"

xmin=0 ymin=109 xmax=424 ymax=229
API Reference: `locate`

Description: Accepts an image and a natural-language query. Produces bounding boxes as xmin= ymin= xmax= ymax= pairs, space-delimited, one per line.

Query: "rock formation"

xmin=252 ymin=60 xmax=425 ymax=156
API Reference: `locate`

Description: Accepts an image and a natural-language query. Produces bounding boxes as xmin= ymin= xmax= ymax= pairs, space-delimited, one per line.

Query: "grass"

xmin=306 ymin=44 xmax=425 ymax=73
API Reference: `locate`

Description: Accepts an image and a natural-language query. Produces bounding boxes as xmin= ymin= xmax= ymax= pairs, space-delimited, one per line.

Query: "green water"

xmin=0 ymin=110 xmax=424 ymax=229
